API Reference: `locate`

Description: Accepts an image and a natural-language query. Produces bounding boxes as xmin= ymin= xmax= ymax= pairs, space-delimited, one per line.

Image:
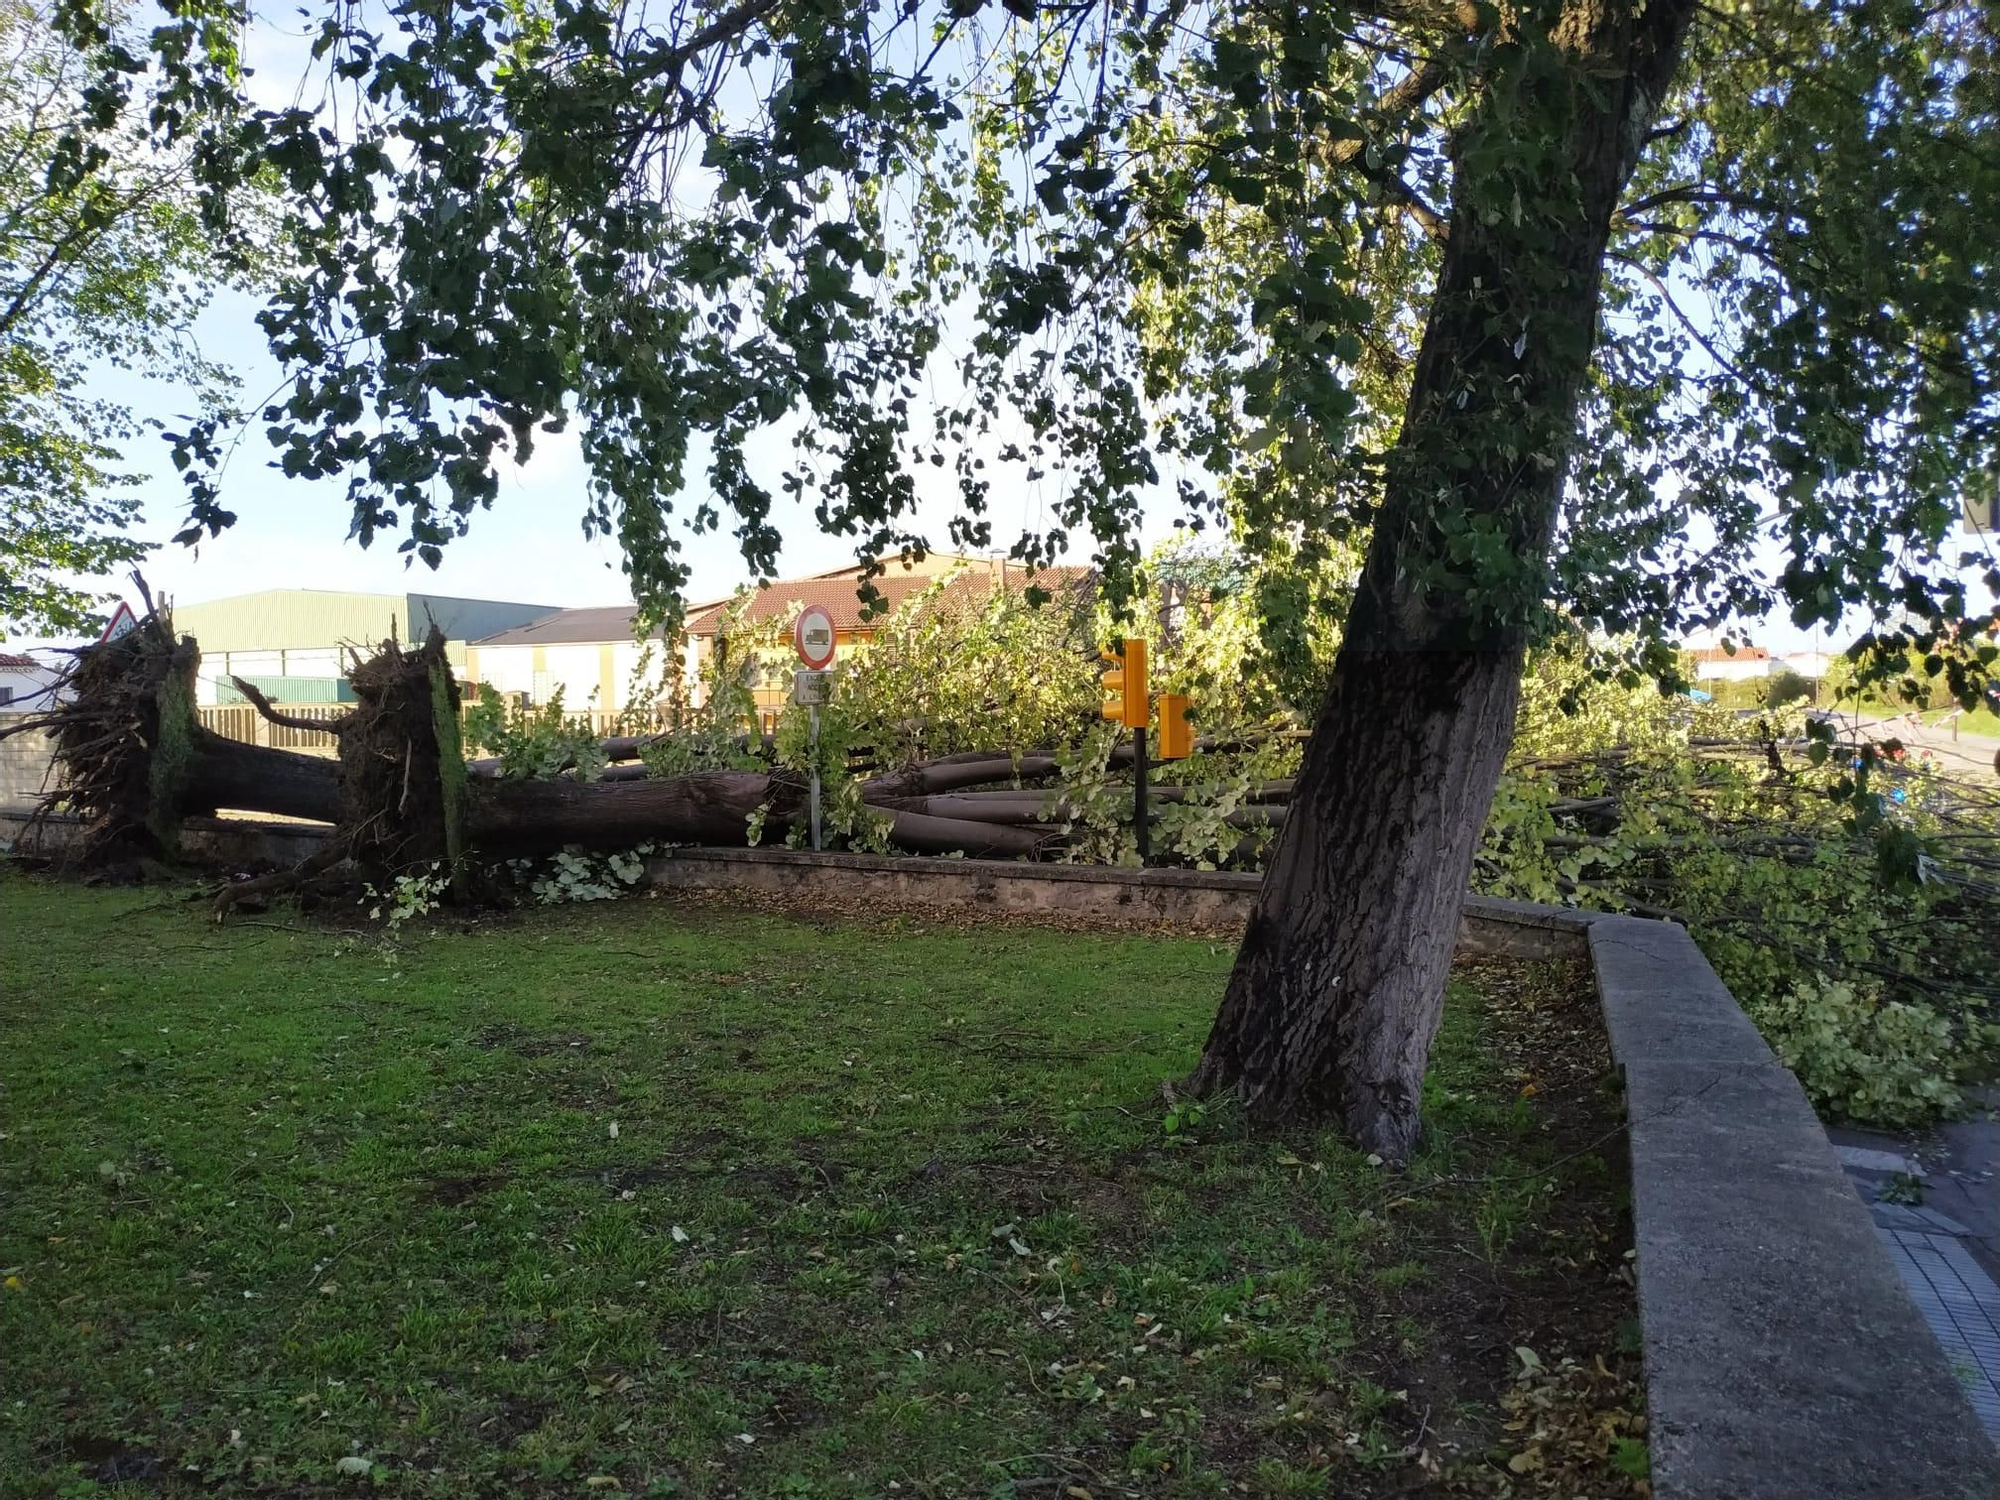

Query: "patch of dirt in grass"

xmin=957 ymin=1158 xmax=1145 ymax=1224
xmin=422 ymin=1172 xmax=509 ymax=1206
xmin=66 ymin=1435 xmax=164 ymax=1484
xmin=480 ymin=1395 xmax=551 ymax=1448
xmin=473 ymin=1023 xmax=592 ymax=1056
xmin=1380 ymin=958 xmax=1644 ymax=1492
xmin=660 ymin=882 xmax=1248 ymax=938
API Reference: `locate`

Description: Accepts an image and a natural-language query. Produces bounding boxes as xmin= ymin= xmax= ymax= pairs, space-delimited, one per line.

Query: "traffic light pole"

xmin=1133 ymin=726 xmax=1149 ymax=860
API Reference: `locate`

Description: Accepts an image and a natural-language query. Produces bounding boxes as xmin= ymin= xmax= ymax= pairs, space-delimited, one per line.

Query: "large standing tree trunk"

xmin=1190 ymin=0 xmax=1699 ymax=1158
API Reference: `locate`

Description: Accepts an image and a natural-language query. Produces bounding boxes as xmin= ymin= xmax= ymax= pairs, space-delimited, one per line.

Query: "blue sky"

xmin=102 ymin=284 xmax=1117 ymax=617
xmin=52 ymin=6 xmax=1980 ymax=658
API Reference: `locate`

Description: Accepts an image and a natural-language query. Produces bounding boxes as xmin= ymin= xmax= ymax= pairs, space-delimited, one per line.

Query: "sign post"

xmin=792 ymin=606 xmax=838 ymax=851
xmin=1097 ymin=638 xmax=1153 ymax=860
xmin=97 ymin=600 xmax=138 ymax=646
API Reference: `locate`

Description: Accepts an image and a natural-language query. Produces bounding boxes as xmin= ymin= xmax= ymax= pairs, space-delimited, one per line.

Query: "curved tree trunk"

xmin=875 ymin=809 xmax=1055 ymax=858
xmin=1190 ymin=0 xmax=1699 ymax=1159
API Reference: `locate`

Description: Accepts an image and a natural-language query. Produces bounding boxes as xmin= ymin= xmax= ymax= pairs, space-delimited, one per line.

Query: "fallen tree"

xmin=6 ymin=610 xmax=1103 ymax=903
xmin=0 ymin=596 xmax=343 ymax=869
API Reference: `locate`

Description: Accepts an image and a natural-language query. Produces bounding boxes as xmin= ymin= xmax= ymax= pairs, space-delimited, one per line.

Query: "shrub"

xmin=1765 ymin=668 xmax=1812 ymax=708
xmin=1749 ymin=979 xmax=1965 ymax=1127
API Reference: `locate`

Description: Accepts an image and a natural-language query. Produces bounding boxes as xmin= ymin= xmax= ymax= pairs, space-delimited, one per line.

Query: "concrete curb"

xmin=1590 ymin=916 xmax=2000 ymax=1498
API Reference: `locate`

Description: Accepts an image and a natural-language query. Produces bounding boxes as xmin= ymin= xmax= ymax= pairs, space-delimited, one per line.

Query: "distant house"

xmin=173 ymin=589 xmax=561 ymax=707
xmin=0 ymin=652 xmax=61 ymax=710
xmin=464 ymin=555 xmax=1095 ymax=715
xmin=1777 ymin=650 xmax=1833 ymax=680
xmin=462 ymin=605 xmax=671 ymax=716
xmin=682 ymin=554 xmax=1092 ymax=667
xmin=1687 ymin=643 xmax=1773 ymax=682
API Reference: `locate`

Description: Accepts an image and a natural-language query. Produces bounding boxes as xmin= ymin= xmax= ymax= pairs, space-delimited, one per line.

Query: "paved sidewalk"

xmin=1831 ymin=1089 xmax=2000 ymax=1442
xmin=1826 ymin=709 xmax=2000 ymax=782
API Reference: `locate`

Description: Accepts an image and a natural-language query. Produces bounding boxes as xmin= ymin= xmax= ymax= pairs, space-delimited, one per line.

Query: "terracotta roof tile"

xmin=471 ymin=564 xmax=1096 ymax=646
xmin=685 ymin=564 xmax=1094 ymax=636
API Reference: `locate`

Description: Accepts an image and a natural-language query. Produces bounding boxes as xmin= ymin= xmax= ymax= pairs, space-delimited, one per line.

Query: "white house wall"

xmin=282 ymin=648 xmax=343 ymax=677
xmin=0 ymin=666 xmax=59 ymax=711
xmin=1694 ymin=659 xmax=1776 ymax=682
xmin=540 ymin=646 xmax=603 ymax=709
xmin=613 ymin=641 xmax=677 ymax=712
xmin=470 ymin=647 xmax=536 ymax=699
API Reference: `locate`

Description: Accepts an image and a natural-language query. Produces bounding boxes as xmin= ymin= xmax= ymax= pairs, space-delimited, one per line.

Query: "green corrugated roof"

xmin=173 ymin=590 xmax=557 ymax=653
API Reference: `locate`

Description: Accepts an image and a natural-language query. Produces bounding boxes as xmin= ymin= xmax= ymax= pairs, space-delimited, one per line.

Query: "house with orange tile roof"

xmin=463 ymin=555 xmax=1093 ymax=719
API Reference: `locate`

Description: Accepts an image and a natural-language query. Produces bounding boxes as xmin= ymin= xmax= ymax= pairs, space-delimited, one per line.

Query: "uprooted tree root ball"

xmin=0 ymin=589 xmax=200 ymax=873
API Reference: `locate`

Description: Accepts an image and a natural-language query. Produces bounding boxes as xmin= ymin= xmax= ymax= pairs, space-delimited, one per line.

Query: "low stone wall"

xmin=5 ymin=815 xmax=1993 ymax=1490
xmin=0 ymin=811 xmax=332 ymax=866
xmin=0 ymin=713 xmax=57 ymax=813
xmin=642 ymin=845 xmax=1588 ymax=959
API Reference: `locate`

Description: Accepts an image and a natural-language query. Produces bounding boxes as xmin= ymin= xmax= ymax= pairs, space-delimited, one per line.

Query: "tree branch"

xmin=1358 ymin=161 xmax=1448 ymax=236
xmin=230 ymin=677 xmax=355 ymax=734
xmin=1617 ymin=183 xmax=1784 ymax=220
xmin=628 ymin=0 xmax=785 ymax=85
xmin=1327 ymin=53 xmax=1455 ymax=168
xmin=1607 ymin=249 xmax=1775 ymax=399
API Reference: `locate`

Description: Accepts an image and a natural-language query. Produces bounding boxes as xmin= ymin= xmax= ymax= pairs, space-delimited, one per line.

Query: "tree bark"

xmin=183 ymin=732 xmax=343 ymax=823
xmin=874 ymin=809 xmax=1056 ymax=858
xmin=465 ymin=771 xmax=787 ymax=854
xmin=1190 ymin=0 xmax=1699 ymax=1158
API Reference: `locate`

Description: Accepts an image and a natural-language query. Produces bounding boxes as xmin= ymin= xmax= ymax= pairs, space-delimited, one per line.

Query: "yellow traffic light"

xmin=1099 ymin=637 xmax=1149 ymax=729
xmin=1158 ymin=693 xmax=1193 ymax=759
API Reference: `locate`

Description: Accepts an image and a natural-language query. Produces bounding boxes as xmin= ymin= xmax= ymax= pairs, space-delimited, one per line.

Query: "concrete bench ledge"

xmin=1591 ymin=916 xmax=2000 ymax=1498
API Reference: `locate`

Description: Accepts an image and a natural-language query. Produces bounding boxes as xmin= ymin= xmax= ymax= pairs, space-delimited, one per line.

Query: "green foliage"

xmin=631 ymin=631 xmax=767 ymax=780
xmin=1161 ymin=1097 xmax=1210 ymax=1138
xmin=0 ymin=0 xmax=243 ymax=635
xmin=1824 ymin=622 xmax=2000 ymax=715
xmin=1765 ymin=669 xmax=1812 ymax=710
xmin=1480 ymin=648 xmax=1997 ymax=1126
xmin=362 ymin=863 xmax=452 ymax=931
xmin=504 ymin=844 xmax=656 ymax=904
xmin=1120 ymin=539 xmax=1352 ymax=726
xmin=1043 ymin=722 xmax=1139 ymax=866
xmin=1748 ymin=979 xmax=1967 ymax=1127
xmin=462 ymin=684 xmax=606 ymax=782
xmin=828 ymin=566 xmax=1100 ymax=765
xmin=57 ymin=0 xmax=1998 ymax=681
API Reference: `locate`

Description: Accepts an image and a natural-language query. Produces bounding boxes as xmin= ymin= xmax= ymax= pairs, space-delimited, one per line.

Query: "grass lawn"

xmin=0 ymin=874 xmax=1641 ymax=1498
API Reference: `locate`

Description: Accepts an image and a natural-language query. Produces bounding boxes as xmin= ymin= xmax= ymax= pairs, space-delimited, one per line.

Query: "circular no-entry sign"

xmin=793 ymin=604 xmax=837 ymax=670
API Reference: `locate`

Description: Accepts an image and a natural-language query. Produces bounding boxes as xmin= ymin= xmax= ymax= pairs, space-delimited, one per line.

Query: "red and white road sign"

xmin=793 ymin=604 xmax=837 ymax=670
xmin=98 ymin=601 xmax=138 ymax=645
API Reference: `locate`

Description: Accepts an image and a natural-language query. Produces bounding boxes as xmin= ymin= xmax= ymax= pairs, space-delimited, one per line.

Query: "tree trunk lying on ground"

xmin=3 ymin=612 xmax=1098 ymax=902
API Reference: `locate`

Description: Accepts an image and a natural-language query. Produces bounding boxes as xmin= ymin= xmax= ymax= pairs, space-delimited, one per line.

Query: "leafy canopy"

xmin=56 ymin=0 xmax=2000 ymax=681
xmin=0 ymin=0 xmax=239 ymax=636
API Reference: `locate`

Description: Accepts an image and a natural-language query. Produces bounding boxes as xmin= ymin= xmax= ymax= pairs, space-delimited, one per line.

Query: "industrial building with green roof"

xmin=172 ymin=589 xmax=558 ymax=706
